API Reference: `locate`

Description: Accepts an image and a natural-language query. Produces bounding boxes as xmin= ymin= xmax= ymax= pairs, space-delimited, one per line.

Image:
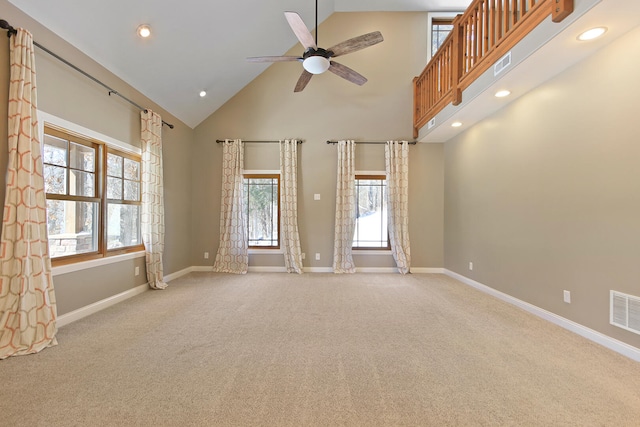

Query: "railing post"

xmin=551 ymin=0 xmax=574 ymax=22
xmin=413 ymin=76 xmax=419 ymax=139
xmin=451 ymin=15 xmax=464 ymax=106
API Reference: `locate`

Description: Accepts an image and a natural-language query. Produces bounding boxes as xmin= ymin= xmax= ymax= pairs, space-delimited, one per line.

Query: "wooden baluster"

xmin=482 ymin=0 xmax=488 ymax=56
xmin=467 ymin=17 xmax=472 ymax=72
xmin=447 ymin=44 xmax=453 ymax=91
xmin=431 ymin=63 xmax=435 ymax=105
xmin=496 ymin=0 xmax=506 ymax=44
xmin=510 ymin=0 xmax=517 ymax=27
xmin=489 ymin=0 xmax=496 ymax=49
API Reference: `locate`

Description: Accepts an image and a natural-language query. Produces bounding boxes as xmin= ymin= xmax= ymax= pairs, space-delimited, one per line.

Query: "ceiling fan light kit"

xmin=303 ymin=56 xmax=331 ymax=74
xmin=246 ymin=0 xmax=383 ymax=92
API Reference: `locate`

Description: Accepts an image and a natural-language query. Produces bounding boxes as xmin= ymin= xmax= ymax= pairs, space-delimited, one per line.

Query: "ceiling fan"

xmin=246 ymin=0 xmax=383 ymax=92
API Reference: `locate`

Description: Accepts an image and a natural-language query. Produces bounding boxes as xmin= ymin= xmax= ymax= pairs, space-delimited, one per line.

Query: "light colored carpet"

xmin=1 ymin=272 xmax=639 ymax=426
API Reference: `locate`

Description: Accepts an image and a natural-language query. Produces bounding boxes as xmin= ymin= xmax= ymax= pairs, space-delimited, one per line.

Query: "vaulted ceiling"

xmin=7 ymin=0 xmax=471 ymax=128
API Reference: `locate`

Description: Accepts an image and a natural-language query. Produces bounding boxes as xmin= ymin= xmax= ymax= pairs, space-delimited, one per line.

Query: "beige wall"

xmin=0 ymin=0 xmax=193 ymax=315
xmin=444 ymin=26 xmax=640 ymax=348
xmin=192 ymin=12 xmax=444 ymax=270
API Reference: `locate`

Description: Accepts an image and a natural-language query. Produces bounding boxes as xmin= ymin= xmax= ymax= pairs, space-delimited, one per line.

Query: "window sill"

xmin=51 ymin=251 xmax=145 ymax=276
xmin=248 ymin=248 xmax=284 ymax=255
xmin=352 ymin=250 xmax=392 ymax=255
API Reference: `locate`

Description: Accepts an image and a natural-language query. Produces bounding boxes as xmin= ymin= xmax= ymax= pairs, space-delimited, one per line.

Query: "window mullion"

xmin=100 ymin=145 xmax=108 ymax=255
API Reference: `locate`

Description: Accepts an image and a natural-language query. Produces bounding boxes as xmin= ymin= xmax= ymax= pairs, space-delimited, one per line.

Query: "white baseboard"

xmin=57 ymin=267 xmax=194 ymax=328
xmin=188 ymin=266 xmax=438 ymax=274
xmin=57 ymin=283 xmax=149 ymax=328
xmin=164 ymin=266 xmax=197 ymax=282
xmin=444 ymin=269 xmax=640 ymax=363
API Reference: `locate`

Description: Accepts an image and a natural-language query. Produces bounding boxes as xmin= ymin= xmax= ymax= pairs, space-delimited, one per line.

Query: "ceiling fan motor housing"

xmin=303 ymin=47 xmax=334 ymax=59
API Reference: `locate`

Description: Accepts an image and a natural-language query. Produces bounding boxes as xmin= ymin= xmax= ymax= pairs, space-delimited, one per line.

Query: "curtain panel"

xmin=0 ymin=28 xmax=58 ymax=359
xmin=332 ymin=140 xmax=356 ymax=273
xmin=280 ymin=140 xmax=304 ymax=273
xmin=213 ymin=139 xmax=248 ymax=274
xmin=385 ymin=141 xmax=411 ymax=274
xmin=141 ymin=110 xmax=168 ymax=289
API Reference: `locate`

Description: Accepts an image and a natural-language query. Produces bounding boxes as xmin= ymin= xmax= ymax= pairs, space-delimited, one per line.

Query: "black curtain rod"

xmin=326 ymin=140 xmax=417 ymax=145
xmin=1 ymin=19 xmax=174 ymax=129
xmin=216 ymin=139 xmax=303 ymax=144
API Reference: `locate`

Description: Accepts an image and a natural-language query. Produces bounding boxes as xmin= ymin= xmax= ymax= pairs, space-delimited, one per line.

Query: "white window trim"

xmin=352 ymin=250 xmax=391 ymax=255
xmin=38 ymin=111 xmax=141 ymax=156
xmin=51 ymin=251 xmax=145 ymax=276
xmin=354 ymin=171 xmax=391 ymax=254
xmin=243 ymin=169 xmax=280 ymax=175
xmin=427 ymin=11 xmax=464 ymax=61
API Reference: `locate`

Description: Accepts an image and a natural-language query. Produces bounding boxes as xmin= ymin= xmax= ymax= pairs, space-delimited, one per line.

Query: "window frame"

xmin=427 ymin=11 xmax=464 ymax=60
xmin=104 ymin=149 xmax=143 ymax=255
xmin=43 ymin=123 xmax=144 ymax=266
xmin=352 ymin=174 xmax=391 ymax=251
xmin=243 ymin=173 xmax=281 ymax=250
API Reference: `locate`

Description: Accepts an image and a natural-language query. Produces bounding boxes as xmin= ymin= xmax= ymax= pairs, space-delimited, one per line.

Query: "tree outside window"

xmin=244 ymin=174 xmax=279 ymax=248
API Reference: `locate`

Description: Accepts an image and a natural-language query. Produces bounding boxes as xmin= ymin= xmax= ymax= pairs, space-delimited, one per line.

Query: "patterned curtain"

xmin=332 ymin=140 xmax=356 ymax=273
xmin=0 ymin=28 xmax=58 ymax=359
xmin=386 ymin=141 xmax=411 ymax=274
xmin=279 ymin=140 xmax=303 ymax=274
xmin=213 ymin=139 xmax=248 ymax=274
xmin=141 ymin=110 xmax=167 ymax=289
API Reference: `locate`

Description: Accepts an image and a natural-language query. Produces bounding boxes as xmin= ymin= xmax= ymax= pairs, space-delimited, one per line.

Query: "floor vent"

xmin=610 ymin=290 xmax=640 ymax=335
xmin=494 ymin=51 xmax=512 ymax=76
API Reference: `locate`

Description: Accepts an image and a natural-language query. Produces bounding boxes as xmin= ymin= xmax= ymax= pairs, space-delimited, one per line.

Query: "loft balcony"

xmin=413 ymin=0 xmax=640 ymax=142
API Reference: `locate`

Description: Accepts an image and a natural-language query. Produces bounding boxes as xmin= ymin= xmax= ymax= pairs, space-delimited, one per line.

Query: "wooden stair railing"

xmin=413 ymin=0 xmax=573 ymax=138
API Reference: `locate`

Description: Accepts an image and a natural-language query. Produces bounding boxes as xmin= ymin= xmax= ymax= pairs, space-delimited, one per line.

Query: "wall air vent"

xmin=494 ymin=51 xmax=512 ymax=76
xmin=610 ymin=290 xmax=640 ymax=335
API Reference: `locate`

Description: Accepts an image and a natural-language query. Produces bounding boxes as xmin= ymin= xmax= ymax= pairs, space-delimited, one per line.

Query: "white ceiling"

xmin=7 ymin=0 xmax=471 ymax=128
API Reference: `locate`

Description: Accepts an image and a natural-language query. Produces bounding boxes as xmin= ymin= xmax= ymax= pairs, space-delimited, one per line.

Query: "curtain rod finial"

xmin=0 ymin=19 xmax=17 ymax=36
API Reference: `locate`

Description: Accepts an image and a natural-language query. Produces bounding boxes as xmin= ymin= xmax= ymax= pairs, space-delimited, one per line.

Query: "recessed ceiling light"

xmin=137 ymin=24 xmax=151 ymax=38
xmin=495 ymin=90 xmax=511 ymax=98
xmin=451 ymin=121 xmax=463 ymax=128
xmin=199 ymin=90 xmax=207 ymax=98
xmin=577 ymin=27 xmax=607 ymax=41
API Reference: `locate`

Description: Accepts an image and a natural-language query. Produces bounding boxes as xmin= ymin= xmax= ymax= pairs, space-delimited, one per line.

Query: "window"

xmin=353 ymin=175 xmax=389 ymax=249
xmin=43 ymin=125 xmax=143 ymax=263
xmin=106 ymin=152 xmax=142 ymax=250
xmin=431 ymin=18 xmax=454 ymax=55
xmin=427 ymin=12 xmax=463 ymax=59
xmin=244 ymin=174 xmax=279 ymax=248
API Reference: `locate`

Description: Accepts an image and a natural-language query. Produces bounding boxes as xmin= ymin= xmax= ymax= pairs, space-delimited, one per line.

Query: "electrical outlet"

xmin=315 ymin=253 xmax=320 ymax=261
xmin=563 ymin=290 xmax=571 ymax=304
xmin=301 ymin=253 xmax=306 ymax=260
xmin=469 ymin=262 xmax=473 ymax=271
xmin=134 ymin=266 xmax=140 ymax=276
xmin=204 ymin=252 xmax=209 ymax=259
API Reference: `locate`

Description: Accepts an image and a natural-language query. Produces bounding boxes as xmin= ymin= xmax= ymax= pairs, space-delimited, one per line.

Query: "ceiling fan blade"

xmin=328 ymin=61 xmax=367 ymax=86
xmin=328 ymin=31 xmax=384 ymax=57
xmin=294 ymin=70 xmax=313 ymax=92
xmin=284 ymin=11 xmax=317 ymax=50
xmin=246 ymin=56 xmax=302 ymax=63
